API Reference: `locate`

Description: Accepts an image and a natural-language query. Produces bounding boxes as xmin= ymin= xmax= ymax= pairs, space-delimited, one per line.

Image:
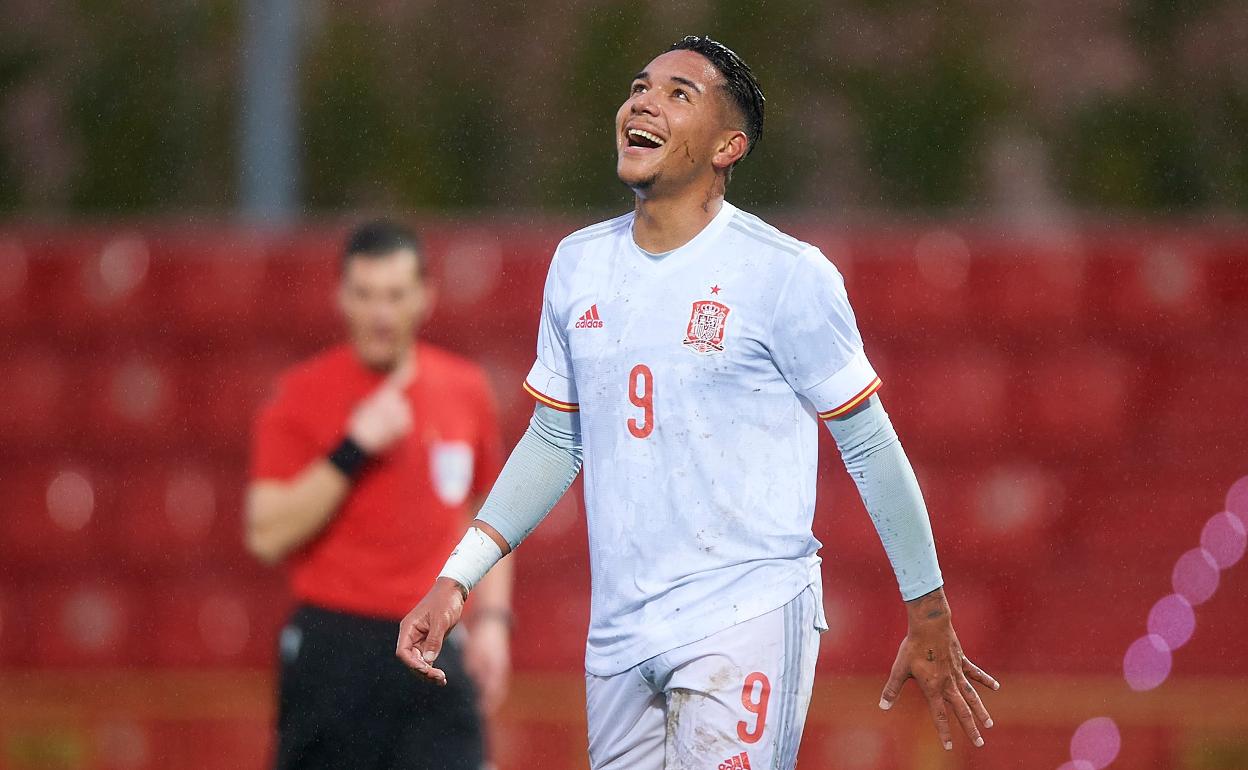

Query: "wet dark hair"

xmin=342 ymin=219 xmax=424 ymax=276
xmin=670 ymin=35 xmax=765 ymax=161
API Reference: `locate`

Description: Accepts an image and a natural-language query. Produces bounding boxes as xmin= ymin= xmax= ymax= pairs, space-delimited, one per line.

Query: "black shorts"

xmin=273 ymin=604 xmax=484 ymax=770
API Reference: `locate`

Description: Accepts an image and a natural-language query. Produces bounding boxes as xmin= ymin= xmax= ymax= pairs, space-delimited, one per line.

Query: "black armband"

xmin=327 ymin=436 xmax=370 ymax=479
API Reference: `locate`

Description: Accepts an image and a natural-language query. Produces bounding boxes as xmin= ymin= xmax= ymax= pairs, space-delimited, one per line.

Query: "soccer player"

xmin=396 ymin=37 xmax=998 ymax=768
xmin=247 ymin=221 xmax=512 ymax=770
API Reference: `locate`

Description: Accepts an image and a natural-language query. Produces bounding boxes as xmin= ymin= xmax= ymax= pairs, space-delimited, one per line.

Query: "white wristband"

xmin=438 ymin=527 xmax=503 ymax=594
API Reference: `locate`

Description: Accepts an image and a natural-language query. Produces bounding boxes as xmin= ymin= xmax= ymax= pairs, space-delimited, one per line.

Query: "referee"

xmin=246 ymin=220 xmax=512 ymax=770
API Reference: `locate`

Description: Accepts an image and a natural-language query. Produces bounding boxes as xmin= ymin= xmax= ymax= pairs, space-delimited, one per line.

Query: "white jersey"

xmin=523 ymin=201 xmax=881 ymax=676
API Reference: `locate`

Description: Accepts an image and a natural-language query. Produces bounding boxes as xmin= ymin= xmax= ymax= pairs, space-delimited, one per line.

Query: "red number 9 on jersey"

xmin=627 ymin=364 xmax=653 ymax=439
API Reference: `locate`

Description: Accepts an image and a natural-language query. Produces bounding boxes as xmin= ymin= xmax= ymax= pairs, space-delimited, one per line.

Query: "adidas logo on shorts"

xmin=717 ymin=751 xmax=751 ymax=770
xmin=575 ymin=304 xmax=604 ymax=329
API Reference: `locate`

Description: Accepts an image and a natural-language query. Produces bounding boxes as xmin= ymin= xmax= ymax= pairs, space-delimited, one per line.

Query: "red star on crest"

xmin=710 ymin=284 xmax=721 ymax=295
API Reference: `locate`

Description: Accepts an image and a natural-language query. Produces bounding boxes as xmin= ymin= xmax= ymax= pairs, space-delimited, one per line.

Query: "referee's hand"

xmin=348 ymin=359 xmax=414 ymax=454
xmin=396 ymin=577 xmax=466 ymax=686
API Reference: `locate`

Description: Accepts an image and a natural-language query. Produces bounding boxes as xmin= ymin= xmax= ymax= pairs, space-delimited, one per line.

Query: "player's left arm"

xmin=460 ymin=494 xmax=513 ymax=715
xmin=825 ymin=395 xmax=1000 ymax=752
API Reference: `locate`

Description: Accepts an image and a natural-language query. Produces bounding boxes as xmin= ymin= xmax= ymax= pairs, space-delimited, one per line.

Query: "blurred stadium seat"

xmin=25 ymin=579 xmax=151 ymax=667
xmin=0 ymin=349 xmax=75 ymax=445
xmin=113 ymin=463 xmax=249 ymax=570
xmin=0 ymin=464 xmax=117 ymax=571
xmin=148 ymin=578 xmax=288 ymax=668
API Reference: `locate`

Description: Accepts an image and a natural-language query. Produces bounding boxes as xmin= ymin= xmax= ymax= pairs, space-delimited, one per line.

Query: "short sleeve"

xmin=523 ymin=252 xmax=579 ymax=412
xmin=470 ymin=370 xmax=504 ymax=500
xmin=249 ymin=393 xmax=320 ymax=481
xmin=770 ymin=248 xmax=882 ymax=419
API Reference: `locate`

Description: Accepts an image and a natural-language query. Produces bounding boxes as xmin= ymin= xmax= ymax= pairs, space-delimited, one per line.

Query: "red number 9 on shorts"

xmin=736 ymin=671 xmax=771 ymax=744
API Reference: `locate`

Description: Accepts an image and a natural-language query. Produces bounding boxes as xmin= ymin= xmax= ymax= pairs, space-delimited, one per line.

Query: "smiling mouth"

xmin=626 ymin=128 xmax=666 ymax=149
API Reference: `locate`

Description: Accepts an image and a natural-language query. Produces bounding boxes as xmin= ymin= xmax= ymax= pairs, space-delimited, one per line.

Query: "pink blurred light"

xmin=1200 ymin=512 xmax=1246 ymax=569
xmin=1147 ymin=594 xmax=1195 ymax=650
xmin=1123 ymin=634 xmax=1171 ymax=691
xmin=1070 ymin=716 xmax=1121 ymax=769
xmin=1057 ymin=762 xmax=1096 ymax=770
xmin=1171 ymin=548 xmax=1220 ymax=605
xmin=1226 ymin=477 xmax=1248 ymax=519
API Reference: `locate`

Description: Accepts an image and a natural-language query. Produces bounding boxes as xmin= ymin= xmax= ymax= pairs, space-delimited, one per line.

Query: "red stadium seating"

xmin=24 ymin=579 xmax=151 ymax=667
xmin=1084 ymin=235 xmax=1214 ymax=335
xmin=0 ymin=586 xmax=25 ymax=666
xmin=1 ymin=224 xmax=1246 ymax=770
xmin=147 ymin=577 xmax=289 ymax=668
xmin=113 ymin=463 xmax=249 ymax=570
xmin=967 ymin=238 xmax=1088 ymax=333
xmin=152 ymin=239 xmax=268 ymax=337
xmin=83 ymin=356 xmax=182 ymax=449
xmin=0 ymin=349 xmax=76 ymax=444
xmin=0 ymin=463 xmax=118 ymax=570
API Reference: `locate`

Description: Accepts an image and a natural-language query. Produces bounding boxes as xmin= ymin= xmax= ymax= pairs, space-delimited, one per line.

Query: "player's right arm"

xmin=245 ymin=363 xmax=413 ymax=564
xmin=396 ymin=402 xmax=582 ymax=683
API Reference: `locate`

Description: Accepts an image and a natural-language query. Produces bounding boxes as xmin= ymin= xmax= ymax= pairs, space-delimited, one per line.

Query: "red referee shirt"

xmin=250 ymin=342 xmax=503 ymax=620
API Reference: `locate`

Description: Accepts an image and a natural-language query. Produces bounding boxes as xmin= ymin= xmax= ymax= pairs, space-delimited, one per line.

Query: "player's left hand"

xmin=396 ymin=577 xmax=466 ymax=686
xmin=878 ymin=587 xmax=999 ymax=751
xmin=463 ymin=612 xmax=511 ymax=715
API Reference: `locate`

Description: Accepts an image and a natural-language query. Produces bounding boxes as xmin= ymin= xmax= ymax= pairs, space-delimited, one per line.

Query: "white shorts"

xmin=585 ymin=587 xmax=822 ymax=770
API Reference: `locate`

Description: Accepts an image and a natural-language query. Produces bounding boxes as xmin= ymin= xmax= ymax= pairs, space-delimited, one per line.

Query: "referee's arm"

xmin=246 ymin=365 xmax=413 ymax=564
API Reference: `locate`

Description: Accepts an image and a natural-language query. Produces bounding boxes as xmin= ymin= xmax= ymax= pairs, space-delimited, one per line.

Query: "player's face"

xmin=338 ymin=249 xmax=430 ymax=370
xmin=615 ymin=50 xmax=740 ymax=196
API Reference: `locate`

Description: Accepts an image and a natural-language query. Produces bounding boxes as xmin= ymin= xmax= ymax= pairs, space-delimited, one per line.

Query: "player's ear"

xmin=712 ymin=130 xmax=749 ymax=173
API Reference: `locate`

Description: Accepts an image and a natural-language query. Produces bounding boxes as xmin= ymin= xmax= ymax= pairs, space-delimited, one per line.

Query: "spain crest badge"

xmin=683 ymin=300 xmax=731 ymax=354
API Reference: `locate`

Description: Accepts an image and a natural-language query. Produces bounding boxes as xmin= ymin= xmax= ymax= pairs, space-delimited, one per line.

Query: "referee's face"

xmin=338 ymin=249 xmax=430 ymax=371
xmin=616 ymin=50 xmax=744 ymax=197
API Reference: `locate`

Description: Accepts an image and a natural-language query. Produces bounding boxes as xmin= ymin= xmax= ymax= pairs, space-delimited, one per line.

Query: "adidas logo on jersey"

xmin=575 ymin=304 xmax=604 ymax=329
xmin=717 ymin=751 xmax=751 ymax=770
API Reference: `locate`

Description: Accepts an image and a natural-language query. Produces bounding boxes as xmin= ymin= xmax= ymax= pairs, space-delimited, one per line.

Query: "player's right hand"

xmin=396 ymin=577 xmax=467 ymax=686
xmin=347 ymin=360 xmax=414 ymax=454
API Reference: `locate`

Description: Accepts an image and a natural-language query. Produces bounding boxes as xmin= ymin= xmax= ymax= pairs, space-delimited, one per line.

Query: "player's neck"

xmin=631 ymin=187 xmax=725 ymax=254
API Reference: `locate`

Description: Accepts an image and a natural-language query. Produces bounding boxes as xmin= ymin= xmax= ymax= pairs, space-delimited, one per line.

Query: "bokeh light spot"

xmin=1147 ymin=594 xmax=1195 ymax=650
xmin=1057 ymin=762 xmax=1096 ymax=770
xmin=1171 ymin=548 xmax=1220 ymax=605
xmin=62 ymin=589 xmax=121 ymax=652
xmin=1123 ymin=633 xmax=1171 ymax=691
xmin=199 ymin=596 xmax=250 ymax=657
xmin=94 ymin=721 xmax=150 ymax=768
xmin=1225 ymin=477 xmax=1248 ymax=519
xmin=1200 ymin=512 xmax=1246 ymax=569
xmin=165 ymin=469 xmax=217 ymax=540
xmin=46 ymin=469 xmax=95 ymax=532
xmin=1070 ymin=716 xmax=1121 ymax=769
